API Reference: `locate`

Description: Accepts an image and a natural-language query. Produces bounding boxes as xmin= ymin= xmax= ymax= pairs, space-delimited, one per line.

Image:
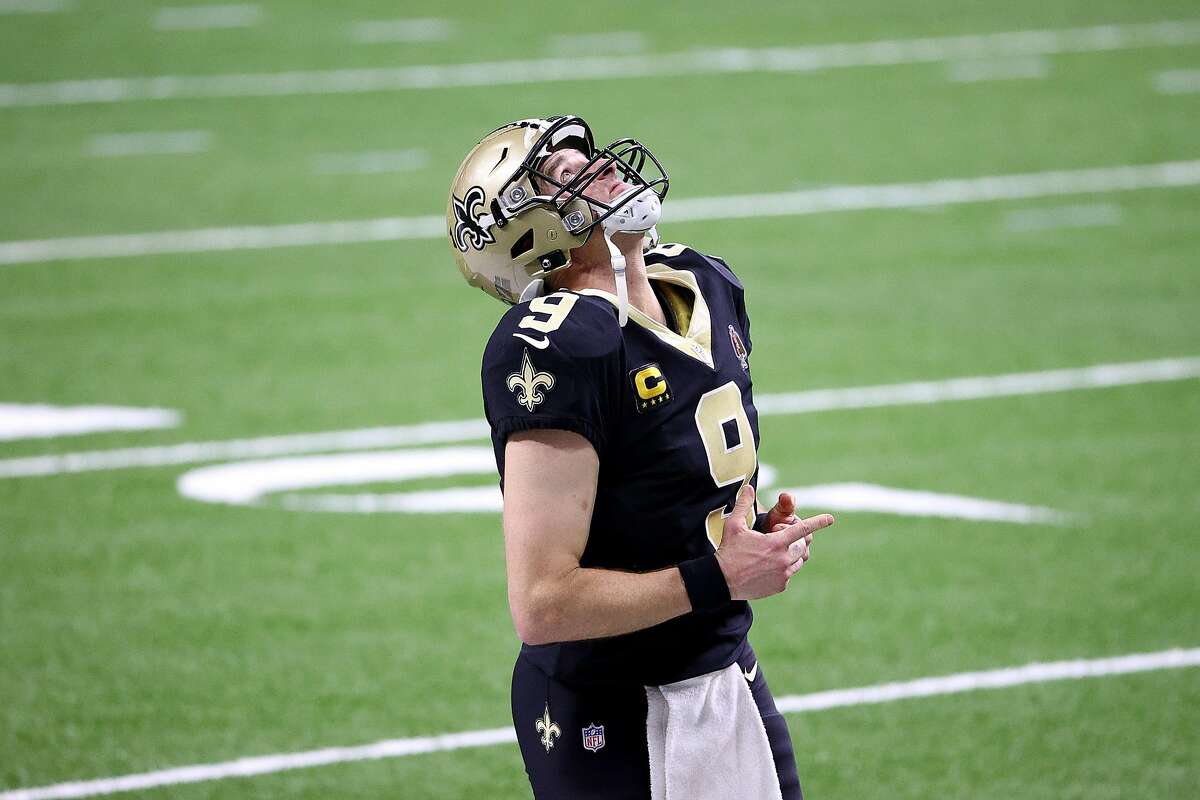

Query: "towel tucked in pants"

xmin=512 ymin=643 xmax=802 ymax=799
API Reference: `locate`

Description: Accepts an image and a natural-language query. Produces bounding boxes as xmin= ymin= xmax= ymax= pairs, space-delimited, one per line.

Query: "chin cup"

xmin=601 ymin=186 xmax=663 ymax=235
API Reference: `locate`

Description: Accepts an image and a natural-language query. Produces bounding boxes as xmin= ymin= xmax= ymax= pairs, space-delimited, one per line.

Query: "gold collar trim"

xmin=578 ymin=265 xmax=713 ymax=368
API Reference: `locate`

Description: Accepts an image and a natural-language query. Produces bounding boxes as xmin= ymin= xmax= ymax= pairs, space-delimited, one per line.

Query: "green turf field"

xmin=2 ymin=1 xmax=1199 ymax=797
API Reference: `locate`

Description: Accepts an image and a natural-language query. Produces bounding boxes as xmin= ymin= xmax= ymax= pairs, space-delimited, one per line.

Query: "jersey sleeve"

xmin=481 ymin=292 xmax=624 ymax=460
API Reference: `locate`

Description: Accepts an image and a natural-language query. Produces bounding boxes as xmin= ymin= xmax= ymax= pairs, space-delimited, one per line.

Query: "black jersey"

xmin=481 ymin=243 xmax=762 ymax=688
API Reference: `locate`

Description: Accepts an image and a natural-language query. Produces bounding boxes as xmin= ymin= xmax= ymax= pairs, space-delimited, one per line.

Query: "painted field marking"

xmin=750 ymin=356 xmax=1200 ymax=414
xmin=0 ymin=419 xmax=490 ymax=479
xmin=1153 ymin=69 xmax=1200 ymax=93
xmin=2 ymin=357 xmax=1196 ymax=480
xmin=947 ymin=55 xmax=1049 ymax=82
xmin=85 ymin=130 xmax=211 ymax=157
xmin=310 ymin=148 xmax=429 ymax=175
xmin=777 ymin=483 xmax=1071 ymax=525
xmin=1002 ymin=202 xmax=1122 ymax=232
xmin=174 ymin=446 xmax=1073 ymax=522
xmin=0 ymin=404 xmax=180 ymax=441
xmin=0 ymin=0 xmax=69 ymax=12
xmin=348 ymin=18 xmax=453 ymax=44
xmin=1 ymin=20 xmax=1197 ymax=107
xmin=3 ymin=159 xmax=1199 ymax=266
xmin=152 ymin=4 xmax=261 ymax=31
xmin=3 ymin=647 xmax=1195 ymax=800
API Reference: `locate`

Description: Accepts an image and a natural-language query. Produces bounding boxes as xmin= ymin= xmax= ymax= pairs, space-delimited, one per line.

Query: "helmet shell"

xmin=447 ymin=121 xmax=592 ymax=304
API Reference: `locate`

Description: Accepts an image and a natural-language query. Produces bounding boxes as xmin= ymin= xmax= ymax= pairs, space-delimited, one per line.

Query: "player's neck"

xmin=553 ymin=233 xmax=666 ymax=326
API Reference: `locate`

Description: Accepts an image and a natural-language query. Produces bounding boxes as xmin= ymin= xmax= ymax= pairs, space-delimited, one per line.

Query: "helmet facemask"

xmin=498 ymin=117 xmax=669 ymax=323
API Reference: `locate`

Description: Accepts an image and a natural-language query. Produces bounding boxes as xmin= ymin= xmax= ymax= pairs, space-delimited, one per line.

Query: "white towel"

xmin=645 ymin=662 xmax=782 ymax=800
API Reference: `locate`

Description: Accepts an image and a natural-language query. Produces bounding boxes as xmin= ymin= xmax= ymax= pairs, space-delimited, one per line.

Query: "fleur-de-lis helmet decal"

xmin=450 ymin=185 xmax=497 ymax=253
xmin=507 ymin=349 xmax=556 ymax=412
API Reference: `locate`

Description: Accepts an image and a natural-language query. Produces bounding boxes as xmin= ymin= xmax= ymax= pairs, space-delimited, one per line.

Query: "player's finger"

xmin=774 ymin=492 xmax=795 ymax=517
xmin=787 ymin=539 xmax=809 ymax=563
xmin=778 ymin=513 xmax=835 ymax=545
xmin=730 ymin=485 xmax=755 ymax=528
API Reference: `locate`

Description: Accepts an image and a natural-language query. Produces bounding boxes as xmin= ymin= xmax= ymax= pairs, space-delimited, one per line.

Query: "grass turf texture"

xmin=2 ymin=0 xmax=1199 ymax=797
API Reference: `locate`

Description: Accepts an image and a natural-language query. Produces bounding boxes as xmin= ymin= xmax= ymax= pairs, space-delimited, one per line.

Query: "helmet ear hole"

xmin=509 ymin=229 xmax=535 ymax=260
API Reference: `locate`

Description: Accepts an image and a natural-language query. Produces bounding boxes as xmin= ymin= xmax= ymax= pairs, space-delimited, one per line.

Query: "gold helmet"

xmin=447 ymin=116 xmax=668 ymax=305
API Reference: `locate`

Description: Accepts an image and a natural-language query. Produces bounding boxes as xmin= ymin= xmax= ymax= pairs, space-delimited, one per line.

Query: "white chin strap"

xmin=600 ymin=187 xmax=663 ymax=327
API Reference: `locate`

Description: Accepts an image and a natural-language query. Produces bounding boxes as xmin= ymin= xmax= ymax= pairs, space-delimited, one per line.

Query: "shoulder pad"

xmin=644 ymin=242 xmax=743 ymax=290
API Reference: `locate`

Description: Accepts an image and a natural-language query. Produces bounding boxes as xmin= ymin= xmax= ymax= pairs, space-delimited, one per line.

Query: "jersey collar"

xmin=578 ymin=264 xmax=714 ymax=368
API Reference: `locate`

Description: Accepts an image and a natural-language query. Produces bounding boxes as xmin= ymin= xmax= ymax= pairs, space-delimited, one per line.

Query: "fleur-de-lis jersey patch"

xmin=507 ymin=349 xmax=556 ymax=412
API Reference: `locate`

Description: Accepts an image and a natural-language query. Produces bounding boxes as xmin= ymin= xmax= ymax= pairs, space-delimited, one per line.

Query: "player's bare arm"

xmin=503 ymin=429 xmax=689 ymax=645
xmin=504 ymin=430 xmax=834 ymax=644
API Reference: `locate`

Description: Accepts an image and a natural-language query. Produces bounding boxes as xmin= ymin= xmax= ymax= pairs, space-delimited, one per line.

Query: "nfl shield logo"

xmin=581 ymin=723 xmax=605 ymax=753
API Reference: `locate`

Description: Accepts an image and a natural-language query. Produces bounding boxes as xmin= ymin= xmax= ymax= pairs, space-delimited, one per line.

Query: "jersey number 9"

xmin=694 ymin=381 xmax=757 ymax=548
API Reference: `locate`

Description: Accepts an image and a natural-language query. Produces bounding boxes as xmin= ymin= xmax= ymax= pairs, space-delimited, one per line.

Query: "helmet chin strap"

xmin=600 ymin=187 xmax=663 ymax=327
xmin=602 ymin=232 xmax=630 ymax=327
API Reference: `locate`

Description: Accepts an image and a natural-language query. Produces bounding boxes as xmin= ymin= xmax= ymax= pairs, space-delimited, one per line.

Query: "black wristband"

xmin=754 ymin=511 xmax=770 ymax=532
xmin=678 ymin=553 xmax=731 ymax=612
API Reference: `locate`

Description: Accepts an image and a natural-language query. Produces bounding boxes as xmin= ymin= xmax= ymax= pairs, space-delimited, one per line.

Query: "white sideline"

xmin=3 ymin=647 xmax=1196 ymax=800
xmin=0 ymin=20 xmax=1197 ymax=107
xmin=1 ymin=357 xmax=1197 ymax=480
xmin=3 ymin=159 xmax=1200 ymax=266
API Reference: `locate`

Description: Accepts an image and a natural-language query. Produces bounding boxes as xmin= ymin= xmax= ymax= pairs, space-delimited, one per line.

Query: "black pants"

xmin=511 ymin=644 xmax=802 ymax=799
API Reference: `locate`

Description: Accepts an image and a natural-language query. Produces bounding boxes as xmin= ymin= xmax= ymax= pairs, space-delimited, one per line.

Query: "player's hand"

xmin=758 ymin=491 xmax=799 ymax=532
xmin=715 ymin=485 xmax=834 ymax=601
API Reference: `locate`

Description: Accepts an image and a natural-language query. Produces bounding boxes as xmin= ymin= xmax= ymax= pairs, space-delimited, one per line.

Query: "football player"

xmin=448 ymin=116 xmax=835 ymax=799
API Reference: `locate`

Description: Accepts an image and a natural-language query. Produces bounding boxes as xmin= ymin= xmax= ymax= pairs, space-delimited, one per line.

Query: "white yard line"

xmin=751 ymin=356 xmax=1200 ymax=414
xmin=85 ymin=130 xmax=211 ymax=157
xmin=152 ymin=4 xmax=261 ymax=31
xmin=1 ymin=20 xmax=1197 ymax=107
xmin=0 ymin=404 xmax=180 ymax=441
xmin=347 ymin=18 xmax=453 ymax=44
xmin=946 ymin=55 xmax=1049 ymax=82
xmin=2 ymin=647 xmax=1196 ymax=800
xmin=773 ymin=647 xmax=1200 ymax=713
xmin=310 ymin=148 xmax=429 ymax=175
xmin=0 ymin=419 xmax=491 ymax=479
xmin=2 ymin=357 xmax=1196 ymax=480
xmin=1153 ymin=68 xmax=1200 ymax=94
xmin=3 ymin=159 xmax=1199 ymax=266
xmin=0 ymin=217 xmax=445 ymax=266
xmin=1002 ymin=202 xmax=1122 ymax=232
xmin=0 ymin=0 xmax=69 ymax=12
